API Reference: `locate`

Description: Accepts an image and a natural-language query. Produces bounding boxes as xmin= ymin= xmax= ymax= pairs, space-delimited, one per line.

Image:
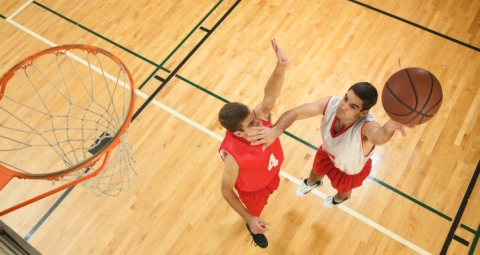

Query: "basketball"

xmin=381 ymin=68 xmax=443 ymax=125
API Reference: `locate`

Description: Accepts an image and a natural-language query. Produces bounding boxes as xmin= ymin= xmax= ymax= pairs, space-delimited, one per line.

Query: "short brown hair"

xmin=348 ymin=82 xmax=378 ymax=111
xmin=219 ymin=102 xmax=250 ymax=132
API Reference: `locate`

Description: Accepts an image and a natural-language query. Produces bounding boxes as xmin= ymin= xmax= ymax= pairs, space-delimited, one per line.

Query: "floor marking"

xmin=441 ymin=160 xmax=480 ymax=253
xmin=5 ymin=4 xmax=430 ymax=254
xmin=6 ymin=0 xmax=33 ymax=21
xmin=145 ymin=99 xmax=431 ymax=255
xmin=452 ymin=235 xmax=469 ymax=247
xmin=6 ymin=20 xmax=56 ymax=47
xmin=14 ymin=0 xmax=460 ymax=227
xmin=348 ymin=0 xmax=480 ymax=53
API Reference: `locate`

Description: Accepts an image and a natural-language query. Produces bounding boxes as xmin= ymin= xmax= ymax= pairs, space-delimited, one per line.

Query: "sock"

xmin=332 ymin=196 xmax=341 ymax=205
xmin=306 ymin=178 xmax=317 ymax=186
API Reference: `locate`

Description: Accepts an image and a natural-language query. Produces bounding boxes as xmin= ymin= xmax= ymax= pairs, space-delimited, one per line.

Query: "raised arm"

xmin=363 ymin=119 xmax=412 ymax=146
xmin=254 ymin=38 xmax=290 ymax=120
xmin=248 ymin=97 xmax=330 ymax=149
xmin=221 ymin=154 xmax=269 ymax=234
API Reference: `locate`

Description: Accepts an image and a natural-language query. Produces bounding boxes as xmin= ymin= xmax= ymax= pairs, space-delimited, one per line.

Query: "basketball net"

xmin=0 ymin=45 xmax=136 ymax=215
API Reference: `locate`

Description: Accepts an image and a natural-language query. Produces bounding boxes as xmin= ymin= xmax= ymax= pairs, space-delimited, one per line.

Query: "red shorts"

xmin=236 ymin=174 xmax=280 ymax=217
xmin=313 ymin=147 xmax=371 ymax=194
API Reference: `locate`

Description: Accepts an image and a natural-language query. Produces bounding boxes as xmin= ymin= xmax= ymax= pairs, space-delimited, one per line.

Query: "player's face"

xmin=236 ymin=109 xmax=263 ymax=139
xmin=337 ymin=90 xmax=368 ymax=120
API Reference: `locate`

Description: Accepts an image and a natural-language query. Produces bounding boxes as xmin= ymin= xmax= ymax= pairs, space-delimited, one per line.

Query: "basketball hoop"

xmin=0 ymin=45 xmax=136 ymax=216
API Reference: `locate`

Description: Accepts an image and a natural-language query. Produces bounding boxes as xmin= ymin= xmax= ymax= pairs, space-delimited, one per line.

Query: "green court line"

xmin=462 ymin=224 xmax=477 ymax=235
xmin=176 ymin=74 xmax=319 ymax=150
xmin=283 ymin=132 xmax=319 ymax=150
xmin=367 ymin=176 xmax=451 ymax=221
xmin=32 ymin=1 xmax=169 ymax=72
xmin=174 ymin=74 xmax=480 ymax=230
xmin=32 ymin=0 xmax=223 ymax=91
xmin=29 ymin=0 xmax=477 ymax=233
xmin=177 ymin=74 xmax=229 ymax=103
xmin=137 ymin=1 xmax=226 ymax=91
xmin=469 ymin=225 xmax=480 ymax=255
xmin=158 ymin=0 xmax=223 ymax=68
xmin=138 ymin=67 xmax=164 ymax=92
xmin=138 ymin=0 xmax=223 ymax=90
xmin=0 ymin=14 xmax=6 ymax=19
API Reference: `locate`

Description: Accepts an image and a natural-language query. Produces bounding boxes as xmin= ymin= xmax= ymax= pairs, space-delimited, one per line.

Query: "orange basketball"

xmin=381 ymin=68 xmax=443 ymax=125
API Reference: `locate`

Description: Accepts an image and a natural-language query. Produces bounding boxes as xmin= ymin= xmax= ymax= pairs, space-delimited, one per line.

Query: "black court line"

xmin=24 ymin=0 xmax=241 ymax=241
xmin=441 ymin=160 xmax=480 ymax=254
xmin=348 ymin=0 xmax=480 ymax=242
xmin=137 ymin=0 xmax=224 ymax=91
xmin=175 ymin=74 xmax=464 ymax=224
xmin=452 ymin=235 xmax=469 ymax=247
xmin=349 ymin=0 xmax=480 ymax=53
xmin=155 ymin=0 xmax=223 ymax=68
xmin=25 ymin=133 xmax=111 ymax=240
xmin=24 ymin=0 xmax=474 ymax=232
xmin=18 ymin=0 xmax=478 ymax=246
xmin=155 ymin=75 xmax=166 ymax=83
xmin=200 ymin=27 xmax=211 ymax=33
xmin=24 ymin=187 xmax=74 ymax=241
xmin=175 ymin=73 xmax=480 ymax=251
xmin=0 ymin=14 xmax=6 ymax=19
xmin=132 ymin=0 xmax=241 ymax=120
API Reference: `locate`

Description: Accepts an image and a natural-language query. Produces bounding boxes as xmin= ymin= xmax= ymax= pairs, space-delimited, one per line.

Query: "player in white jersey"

xmin=246 ymin=82 xmax=410 ymax=207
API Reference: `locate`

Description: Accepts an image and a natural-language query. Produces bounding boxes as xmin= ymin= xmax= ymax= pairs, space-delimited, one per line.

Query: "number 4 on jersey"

xmin=268 ymin=153 xmax=279 ymax=171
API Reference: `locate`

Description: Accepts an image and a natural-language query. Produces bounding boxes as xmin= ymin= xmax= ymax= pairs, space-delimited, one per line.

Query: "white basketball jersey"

xmin=320 ymin=97 xmax=376 ymax=175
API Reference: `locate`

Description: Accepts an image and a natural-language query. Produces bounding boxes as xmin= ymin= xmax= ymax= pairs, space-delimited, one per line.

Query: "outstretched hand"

xmin=247 ymin=126 xmax=283 ymax=151
xmin=387 ymin=119 xmax=414 ymax=137
xmin=247 ymin=216 xmax=270 ymax=234
xmin=270 ymin=38 xmax=290 ymax=67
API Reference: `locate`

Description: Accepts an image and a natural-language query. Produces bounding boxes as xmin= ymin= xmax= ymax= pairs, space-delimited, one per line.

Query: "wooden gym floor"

xmin=0 ymin=0 xmax=479 ymax=254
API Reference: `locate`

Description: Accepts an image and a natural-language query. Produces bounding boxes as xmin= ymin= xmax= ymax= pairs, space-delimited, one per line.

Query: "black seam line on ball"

xmin=424 ymin=98 xmax=442 ymax=116
xmin=416 ymin=72 xmax=435 ymax=123
xmin=383 ymin=108 xmax=434 ymax=118
xmin=385 ymin=81 xmax=416 ymax=112
xmin=384 ymin=82 xmax=434 ymax=118
xmin=404 ymin=111 xmax=420 ymax=125
xmin=405 ymin=69 xmax=419 ymax=110
xmin=418 ymin=113 xmax=425 ymax=125
xmin=424 ymin=74 xmax=443 ymax=115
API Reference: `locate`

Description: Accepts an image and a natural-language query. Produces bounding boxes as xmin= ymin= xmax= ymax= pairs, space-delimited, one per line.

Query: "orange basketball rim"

xmin=0 ymin=45 xmax=136 ymax=215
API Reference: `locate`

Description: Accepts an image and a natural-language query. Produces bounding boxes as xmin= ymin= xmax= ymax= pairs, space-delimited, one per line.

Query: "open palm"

xmin=271 ymin=38 xmax=290 ymax=66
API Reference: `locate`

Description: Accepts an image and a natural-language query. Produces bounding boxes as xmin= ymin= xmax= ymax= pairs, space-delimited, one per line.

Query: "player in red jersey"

xmin=218 ymin=38 xmax=289 ymax=249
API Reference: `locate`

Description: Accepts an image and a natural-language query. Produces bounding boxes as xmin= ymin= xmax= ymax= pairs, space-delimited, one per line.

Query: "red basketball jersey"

xmin=219 ymin=119 xmax=284 ymax=192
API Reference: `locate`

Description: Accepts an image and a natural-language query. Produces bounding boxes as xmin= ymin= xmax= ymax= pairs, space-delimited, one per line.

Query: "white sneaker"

xmin=296 ymin=178 xmax=323 ymax=197
xmin=323 ymin=195 xmax=350 ymax=208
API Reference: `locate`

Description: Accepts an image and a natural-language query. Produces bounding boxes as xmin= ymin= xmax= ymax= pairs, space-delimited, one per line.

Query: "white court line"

xmin=4 ymin=6 xmax=431 ymax=255
xmin=6 ymin=0 xmax=33 ymax=21
xmin=7 ymin=20 xmax=56 ymax=47
xmin=136 ymin=94 xmax=431 ymax=255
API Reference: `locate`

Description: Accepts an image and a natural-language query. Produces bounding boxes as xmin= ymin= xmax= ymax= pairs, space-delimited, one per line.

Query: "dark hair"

xmin=219 ymin=102 xmax=250 ymax=132
xmin=348 ymin=82 xmax=378 ymax=110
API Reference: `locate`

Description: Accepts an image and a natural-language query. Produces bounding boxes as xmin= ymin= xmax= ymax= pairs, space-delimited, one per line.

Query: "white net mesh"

xmin=0 ymin=46 xmax=136 ymax=196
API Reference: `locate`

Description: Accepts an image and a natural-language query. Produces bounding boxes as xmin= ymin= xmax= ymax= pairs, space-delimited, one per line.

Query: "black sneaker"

xmin=246 ymin=223 xmax=268 ymax=248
